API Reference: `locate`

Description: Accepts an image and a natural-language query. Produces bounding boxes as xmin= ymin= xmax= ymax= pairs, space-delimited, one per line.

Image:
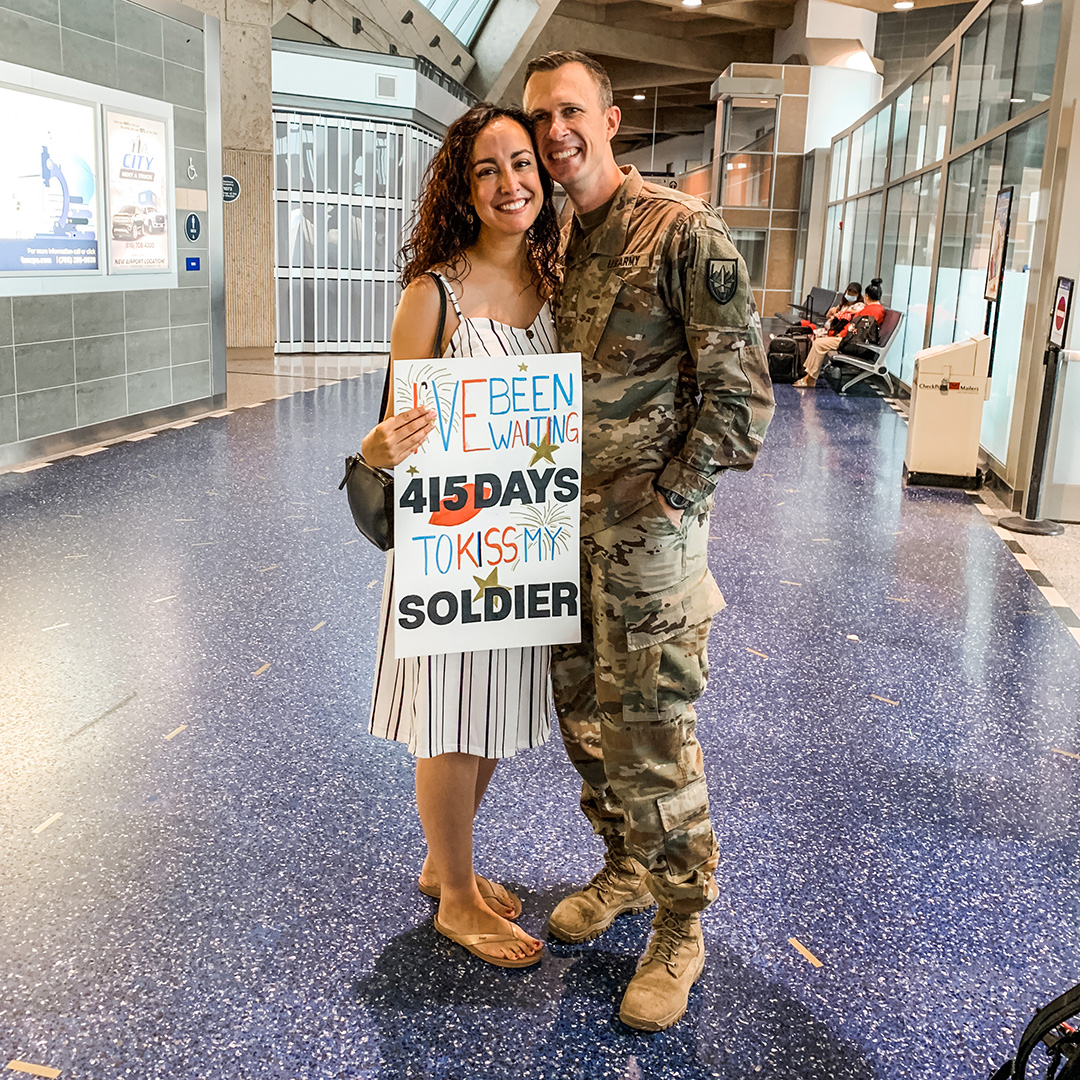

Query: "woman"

xmin=360 ymin=104 xmax=561 ymax=969
xmin=794 ymin=281 xmax=866 ymax=389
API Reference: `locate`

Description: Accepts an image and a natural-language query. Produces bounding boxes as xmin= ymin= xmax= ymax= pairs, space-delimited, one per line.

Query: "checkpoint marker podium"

xmin=904 ymin=334 xmax=991 ymax=488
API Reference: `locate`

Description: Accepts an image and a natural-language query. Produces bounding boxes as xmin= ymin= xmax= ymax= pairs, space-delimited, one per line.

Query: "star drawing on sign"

xmin=527 ymin=431 xmax=559 ymax=466
xmin=518 ymin=362 xmax=528 ymax=372
xmin=407 ymin=465 xmax=419 ymax=475
xmin=473 ymin=567 xmax=500 ymax=601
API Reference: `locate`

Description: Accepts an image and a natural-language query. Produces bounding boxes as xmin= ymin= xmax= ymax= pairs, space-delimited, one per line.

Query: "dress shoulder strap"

xmin=432 ymin=272 xmax=464 ymax=319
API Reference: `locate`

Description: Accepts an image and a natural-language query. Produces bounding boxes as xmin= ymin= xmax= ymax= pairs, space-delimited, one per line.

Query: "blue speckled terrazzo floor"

xmin=1 ymin=378 xmax=1079 ymax=1080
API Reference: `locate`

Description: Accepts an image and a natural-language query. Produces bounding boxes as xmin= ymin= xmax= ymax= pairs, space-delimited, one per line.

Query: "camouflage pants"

xmin=552 ymin=499 xmax=725 ymax=914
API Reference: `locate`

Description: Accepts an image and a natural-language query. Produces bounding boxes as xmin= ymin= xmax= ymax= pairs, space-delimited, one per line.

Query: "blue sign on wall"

xmin=186 ymin=257 xmax=200 ymax=271
xmin=185 ymin=213 xmax=201 ymax=242
xmin=222 ymin=175 xmax=241 ymax=202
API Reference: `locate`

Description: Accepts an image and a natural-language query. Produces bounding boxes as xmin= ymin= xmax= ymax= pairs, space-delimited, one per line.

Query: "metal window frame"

xmin=821 ymin=0 xmax=1058 ymax=370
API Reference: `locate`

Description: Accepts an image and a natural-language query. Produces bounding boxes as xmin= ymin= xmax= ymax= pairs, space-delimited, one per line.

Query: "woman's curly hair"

xmin=400 ymin=103 xmax=560 ymax=298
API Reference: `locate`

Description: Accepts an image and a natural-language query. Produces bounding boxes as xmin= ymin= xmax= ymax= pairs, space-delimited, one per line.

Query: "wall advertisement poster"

xmin=392 ymin=353 xmax=583 ymax=659
xmin=0 ymin=85 xmax=100 ymax=273
xmin=105 ymin=110 xmax=171 ymax=272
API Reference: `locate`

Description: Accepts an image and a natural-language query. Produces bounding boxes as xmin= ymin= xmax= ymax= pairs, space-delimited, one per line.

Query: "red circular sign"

xmin=1056 ymin=295 xmax=1067 ymax=332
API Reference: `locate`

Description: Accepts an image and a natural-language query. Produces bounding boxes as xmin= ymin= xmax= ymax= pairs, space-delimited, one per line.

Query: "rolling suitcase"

xmin=768 ymin=333 xmax=809 ymax=384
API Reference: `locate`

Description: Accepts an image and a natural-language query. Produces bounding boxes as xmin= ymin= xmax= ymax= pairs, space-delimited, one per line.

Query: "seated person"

xmin=822 ymin=282 xmax=865 ymax=333
xmin=795 ymin=278 xmax=885 ymax=388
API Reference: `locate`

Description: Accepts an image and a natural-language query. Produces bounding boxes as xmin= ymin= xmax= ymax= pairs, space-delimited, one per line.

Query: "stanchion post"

xmin=999 ymin=276 xmax=1073 ymax=536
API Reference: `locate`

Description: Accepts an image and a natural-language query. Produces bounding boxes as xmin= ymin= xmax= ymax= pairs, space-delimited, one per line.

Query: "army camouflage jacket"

xmin=558 ymin=166 xmax=774 ymax=536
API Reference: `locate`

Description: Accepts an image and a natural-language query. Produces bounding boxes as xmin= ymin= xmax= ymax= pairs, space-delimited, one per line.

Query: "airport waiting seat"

xmin=825 ymin=308 xmax=903 ymax=396
xmin=775 ymin=287 xmax=843 ymax=328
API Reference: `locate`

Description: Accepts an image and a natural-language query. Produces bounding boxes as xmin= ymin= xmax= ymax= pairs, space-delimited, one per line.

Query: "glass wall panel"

xmin=871 ymin=107 xmax=890 ymax=188
xmin=930 ymin=138 xmax=1004 ymax=348
xmin=847 ymin=124 xmax=864 ymax=196
xmin=879 ymin=170 xmax=940 ymax=383
xmin=830 ymin=137 xmax=848 ymax=202
xmin=983 ymin=114 xmax=1049 ymax=459
xmin=926 ymin=51 xmax=953 ymax=166
xmin=846 ymin=192 xmax=883 ymax=288
xmin=978 ymin=0 xmax=1022 ymax=138
xmin=792 ymin=152 xmax=816 ymax=301
xmin=822 ymin=202 xmax=842 ymax=291
xmin=729 ymin=228 xmax=768 ymax=288
xmin=720 ymin=154 xmax=773 ymax=207
xmin=838 ymin=200 xmax=855 ymax=286
xmin=905 ymin=52 xmax=953 ymax=175
xmin=1011 ymin=0 xmax=1062 ymax=117
xmin=890 ymin=87 xmax=911 ymax=180
xmin=905 ymin=71 xmax=932 ymax=175
xmin=954 ymin=8 xmax=988 ymax=149
xmin=724 ymin=99 xmax=776 ymax=153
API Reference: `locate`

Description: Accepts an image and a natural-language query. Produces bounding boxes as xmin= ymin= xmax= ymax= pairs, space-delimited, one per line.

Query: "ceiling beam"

xmin=698 ymin=0 xmax=793 ymax=27
xmin=541 ymin=12 xmax=730 ymax=71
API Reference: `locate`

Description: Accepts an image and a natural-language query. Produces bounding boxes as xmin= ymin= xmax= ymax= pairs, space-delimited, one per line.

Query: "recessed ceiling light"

xmin=1010 ymin=97 xmax=1026 ymax=103
xmin=633 ymin=92 xmax=646 ymax=100
xmin=893 ymin=1 xmax=914 ymax=9
xmin=682 ymin=0 xmax=703 ymax=8
xmin=1021 ymin=0 xmax=1042 ymax=6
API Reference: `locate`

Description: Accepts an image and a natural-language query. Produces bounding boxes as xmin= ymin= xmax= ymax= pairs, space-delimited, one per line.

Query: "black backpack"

xmin=767 ymin=334 xmax=810 ymax=384
xmin=838 ymin=314 xmax=880 ymax=362
xmin=989 ymin=982 xmax=1080 ymax=1080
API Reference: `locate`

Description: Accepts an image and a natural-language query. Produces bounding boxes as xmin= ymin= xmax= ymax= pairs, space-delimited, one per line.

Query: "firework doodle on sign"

xmin=509 ymin=502 xmax=573 ymax=569
xmin=395 ymin=365 xmax=459 ymax=456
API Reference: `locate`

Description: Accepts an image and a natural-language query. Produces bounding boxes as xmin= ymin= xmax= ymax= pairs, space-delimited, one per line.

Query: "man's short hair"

xmin=524 ymin=51 xmax=613 ymax=111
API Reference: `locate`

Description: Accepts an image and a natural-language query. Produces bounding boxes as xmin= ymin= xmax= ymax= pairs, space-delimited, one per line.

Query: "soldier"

xmin=523 ymin=52 xmax=774 ymax=1029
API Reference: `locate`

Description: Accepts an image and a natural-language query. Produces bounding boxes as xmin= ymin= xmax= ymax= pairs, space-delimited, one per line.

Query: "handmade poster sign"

xmin=392 ymin=353 xmax=582 ymax=658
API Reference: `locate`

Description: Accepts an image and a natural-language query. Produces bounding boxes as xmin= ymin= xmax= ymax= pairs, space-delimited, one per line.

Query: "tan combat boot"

xmin=619 ymin=907 xmax=705 ymax=1031
xmin=547 ymin=853 xmax=655 ymax=943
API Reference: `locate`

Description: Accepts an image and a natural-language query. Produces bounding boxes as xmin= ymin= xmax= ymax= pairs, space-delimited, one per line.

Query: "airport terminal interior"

xmin=2 ymin=0 xmax=1080 ymax=1075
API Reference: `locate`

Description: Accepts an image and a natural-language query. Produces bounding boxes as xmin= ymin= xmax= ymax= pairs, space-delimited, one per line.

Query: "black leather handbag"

xmin=339 ymin=272 xmax=447 ymax=551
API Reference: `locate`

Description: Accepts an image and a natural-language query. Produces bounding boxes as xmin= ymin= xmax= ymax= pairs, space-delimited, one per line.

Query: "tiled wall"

xmin=876 ymin=3 xmax=975 ymax=96
xmin=0 ymin=0 xmax=213 ymax=450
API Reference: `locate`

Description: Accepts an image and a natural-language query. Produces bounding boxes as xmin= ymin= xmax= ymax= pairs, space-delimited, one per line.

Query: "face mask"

xmin=844 ymin=293 xmax=858 ymax=302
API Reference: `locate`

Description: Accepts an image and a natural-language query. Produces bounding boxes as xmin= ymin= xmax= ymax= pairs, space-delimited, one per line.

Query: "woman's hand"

xmin=361 ymin=407 xmax=436 ymax=468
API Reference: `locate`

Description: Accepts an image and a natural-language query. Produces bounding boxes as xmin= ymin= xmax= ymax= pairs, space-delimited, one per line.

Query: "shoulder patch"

xmin=706 ymin=258 xmax=739 ymax=305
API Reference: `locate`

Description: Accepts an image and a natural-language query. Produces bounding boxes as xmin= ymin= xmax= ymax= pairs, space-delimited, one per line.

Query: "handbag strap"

xmin=378 ymin=271 xmax=448 ymax=420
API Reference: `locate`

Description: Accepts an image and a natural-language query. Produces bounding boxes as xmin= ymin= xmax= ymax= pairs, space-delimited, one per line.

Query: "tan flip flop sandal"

xmin=433 ymin=913 xmax=542 ymax=969
xmin=418 ymin=874 xmax=522 ymax=920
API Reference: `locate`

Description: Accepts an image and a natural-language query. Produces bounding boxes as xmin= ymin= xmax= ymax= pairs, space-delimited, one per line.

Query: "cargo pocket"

xmin=621 ymin=571 xmax=725 ymax=720
xmin=578 ymin=276 xmax=656 ymax=375
xmin=656 ymin=777 xmax=712 ymax=876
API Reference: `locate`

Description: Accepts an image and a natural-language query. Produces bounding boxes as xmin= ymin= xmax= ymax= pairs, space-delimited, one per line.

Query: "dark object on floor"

xmin=989 ymin=982 xmax=1080 ymax=1079
xmin=768 ymin=333 xmax=811 ymax=384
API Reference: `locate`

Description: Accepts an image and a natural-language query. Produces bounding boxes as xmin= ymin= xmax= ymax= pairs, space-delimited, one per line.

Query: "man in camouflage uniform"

xmin=524 ymin=52 xmax=774 ymax=1030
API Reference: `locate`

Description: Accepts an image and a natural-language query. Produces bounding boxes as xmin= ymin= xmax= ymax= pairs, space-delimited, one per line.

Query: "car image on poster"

xmin=0 ymin=85 xmax=100 ymax=273
xmin=106 ymin=110 xmax=171 ymax=272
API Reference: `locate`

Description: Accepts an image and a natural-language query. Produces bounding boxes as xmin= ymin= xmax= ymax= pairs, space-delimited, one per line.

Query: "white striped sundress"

xmin=368 ymin=275 xmax=556 ymax=759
